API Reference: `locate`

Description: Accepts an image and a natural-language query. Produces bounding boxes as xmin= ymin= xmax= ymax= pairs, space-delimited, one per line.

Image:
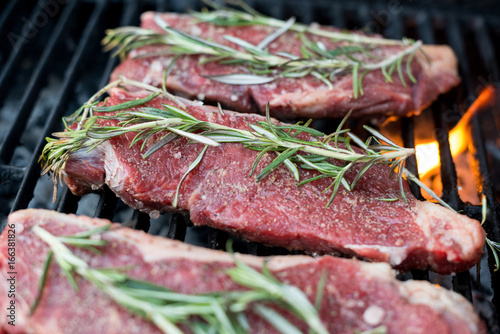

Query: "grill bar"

xmin=330 ymin=4 xmax=345 ymax=28
xmin=0 ymin=0 xmax=78 ymax=164
xmin=434 ymin=99 xmax=472 ymax=301
xmin=56 ymin=187 xmax=79 ymax=214
xmin=94 ymin=187 xmax=119 ymax=220
xmin=7 ymin=1 xmax=108 ymax=223
xmin=0 ymin=0 xmax=17 ymax=38
xmin=0 ymin=0 xmax=49 ymax=102
xmin=402 ymin=119 xmax=424 ymax=199
xmin=154 ymin=0 xmax=168 ymax=13
xmin=98 ymin=0 xmax=140 ymax=88
xmin=208 ymin=228 xmax=229 ymax=250
xmin=167 ymin=214 xmax=187 ymax=240
xmin=416 ymin=12 xmax=435 ymax=44
xmin=474 ymin=19 xmax=499 ymax=81
xmin=131 ymin=210 xmax=151 ymax=232
xmin=448 ymin=18 xmax=474 ymax=95
xmin=433 ymin=101 xmax=462 ymax=208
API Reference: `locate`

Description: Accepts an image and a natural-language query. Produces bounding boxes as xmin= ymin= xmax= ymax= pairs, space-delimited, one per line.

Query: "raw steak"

xmin=110 ymin=11 xmax=460 ymax=123
xmin=60 ymin=88 xmax=485 ymax=274
xmin=0 ymin=209 xmax=487 ymax=334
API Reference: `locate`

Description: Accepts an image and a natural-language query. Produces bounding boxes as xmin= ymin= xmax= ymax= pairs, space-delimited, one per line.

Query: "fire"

xmin=415 ymin=126 xmax=468 ymax=177
xmin=415 ymin=86 xmax=497 ymax=178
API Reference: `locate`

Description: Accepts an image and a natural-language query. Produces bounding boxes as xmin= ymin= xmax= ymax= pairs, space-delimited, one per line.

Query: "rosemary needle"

xmin=40 ymin=77 xmax=415 ymax=207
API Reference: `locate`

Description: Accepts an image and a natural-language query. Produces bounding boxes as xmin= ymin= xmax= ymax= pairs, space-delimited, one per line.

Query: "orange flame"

xmin=415 ymin=86 xmax=497 ymax=178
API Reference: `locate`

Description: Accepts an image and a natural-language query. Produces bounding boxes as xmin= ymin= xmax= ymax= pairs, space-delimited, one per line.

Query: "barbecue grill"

xmin=1 ymin=0 xmax=499 ymax=332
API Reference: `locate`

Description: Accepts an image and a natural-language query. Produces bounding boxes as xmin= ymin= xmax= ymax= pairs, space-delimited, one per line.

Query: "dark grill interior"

xmin=1 ymin=0 xmax=500 ymax=332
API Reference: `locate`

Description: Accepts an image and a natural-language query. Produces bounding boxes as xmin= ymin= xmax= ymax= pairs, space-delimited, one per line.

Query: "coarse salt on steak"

xmin=0 ymin=209 xmax=487 ymax=334
xmin=110 ymin=11 xmax=460 ymax=123
xmin=59 ymin=88 xmax=484 ymax=274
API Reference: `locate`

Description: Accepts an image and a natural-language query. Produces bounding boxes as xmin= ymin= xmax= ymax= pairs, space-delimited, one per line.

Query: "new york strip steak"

xmin=110 ymin=11 xmax=460 ymax=123
xmin=0 ymin=209 xmax=487 ymax=333
xmin=60 ymin=88 xmax=484 ymax=274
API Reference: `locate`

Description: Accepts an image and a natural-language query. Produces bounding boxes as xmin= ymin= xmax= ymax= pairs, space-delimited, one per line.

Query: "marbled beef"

xmin=0 ymin=209 xmax=486 ymax=334
xmin=59 ymin=88 xmax=485 ymax=274
xmin=110 ymin=12 xmax=460 ymax=123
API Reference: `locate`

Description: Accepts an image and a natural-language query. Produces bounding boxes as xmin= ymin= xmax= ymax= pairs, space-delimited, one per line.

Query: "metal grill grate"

xmin=1 ymin=0 xmax=499 ymax=331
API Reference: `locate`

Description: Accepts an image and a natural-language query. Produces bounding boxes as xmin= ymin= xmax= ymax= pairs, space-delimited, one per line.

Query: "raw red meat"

xmin=0 ymin=209 xmax=487 ymax=333
xmin=60 ymin=88 xmax=484 ymax=274
xmin=110 ymin=12 xmax=460 ymax=123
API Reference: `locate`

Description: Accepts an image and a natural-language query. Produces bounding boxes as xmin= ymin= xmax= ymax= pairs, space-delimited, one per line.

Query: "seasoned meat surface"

xmin=61 ymin=89 xmax=484 ymax=274
xmin=0 ymin=209 xmax=487 ymax=334
xmin=110 ymin=12 xmax=460 ymax=123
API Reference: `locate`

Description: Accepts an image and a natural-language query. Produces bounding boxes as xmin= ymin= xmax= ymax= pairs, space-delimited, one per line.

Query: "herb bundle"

xmin=40 ymin=77 xmax=415 ymax=207
xmin=32 ymin=224 xmax=334 ymax=334
xmin=101 ymin=1 xmax=423 ymax=98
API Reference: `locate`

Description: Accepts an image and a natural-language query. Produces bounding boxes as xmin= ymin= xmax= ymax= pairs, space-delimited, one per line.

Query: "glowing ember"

xmin=416 ymin=86 xmax=497 ymax=178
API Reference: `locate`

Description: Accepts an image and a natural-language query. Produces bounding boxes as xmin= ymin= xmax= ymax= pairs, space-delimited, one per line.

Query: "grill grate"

xmin=1 ymin=0 xmax=499 ymax=331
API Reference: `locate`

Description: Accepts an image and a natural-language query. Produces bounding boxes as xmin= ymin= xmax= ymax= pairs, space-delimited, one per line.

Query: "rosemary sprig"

xmin=194 ymin=0 xmax=404 ymax=46
xmin=39 ymin=76 xmax=184 ymax=200
xmin=101 ymin=2 xmax=423 ymax=98
xmin=32 ymin=225 xmax=329 ymax=334
xmin=40 ymin=78 xmax=415 ymax=207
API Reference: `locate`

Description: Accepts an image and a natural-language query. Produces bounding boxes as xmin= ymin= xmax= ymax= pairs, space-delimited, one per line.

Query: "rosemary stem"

xmin=300 ymin=145 xmax=367 ymax=160
xmin=118 ymin=119 xmax=185 ymax=132
xmin=379 ymin=147 xmax=416 ymax=160
xmin=203 ymin=122 xmax=414 ymax=162
xmin=198 ymin=10 xmax=406 ymax=46
xmin=402 ymin=167 xmax=454 ymax=211
xmin=362 ymin=41 xmax=422 ymax=71
xmin=119 ymin=76 xmax=186 ymax=108
xmin=304 ymin=26 xmax=405 ymax=46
